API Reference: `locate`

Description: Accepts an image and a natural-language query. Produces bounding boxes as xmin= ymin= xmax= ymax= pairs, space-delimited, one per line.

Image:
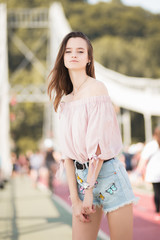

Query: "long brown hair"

xmin=47 ymin=31 xmax=95 ymax=112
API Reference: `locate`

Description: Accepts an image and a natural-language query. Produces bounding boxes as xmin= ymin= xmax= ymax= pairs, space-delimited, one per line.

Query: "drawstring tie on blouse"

xmin=89 ymin=155 xmax=99 ymax=186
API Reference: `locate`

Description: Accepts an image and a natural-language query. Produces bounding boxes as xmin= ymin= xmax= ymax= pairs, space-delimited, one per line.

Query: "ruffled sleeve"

xmin=86 ymin=96 xmax=123 ymax=183
xmin=85 ymin=96 xmax=123 ymax=185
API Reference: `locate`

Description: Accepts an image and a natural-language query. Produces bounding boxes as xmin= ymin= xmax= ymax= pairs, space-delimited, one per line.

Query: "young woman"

xmin=48 ymin=31 xmax=137 ymax=240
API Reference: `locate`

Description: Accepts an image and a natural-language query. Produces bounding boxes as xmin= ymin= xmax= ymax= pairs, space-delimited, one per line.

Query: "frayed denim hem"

xmin=103 ymin=197 xmax=139 ymax=214
xmin=93 ymin=202 xmax=103 ymax=209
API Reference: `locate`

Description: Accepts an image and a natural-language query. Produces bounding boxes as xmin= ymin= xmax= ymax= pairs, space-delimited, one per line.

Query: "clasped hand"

xmin=72 ymin=190 xmax=96 ymax=223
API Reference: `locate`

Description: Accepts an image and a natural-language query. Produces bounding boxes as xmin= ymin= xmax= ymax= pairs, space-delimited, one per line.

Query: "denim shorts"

xmin=75 ymin=158 xmax=138 ymax=213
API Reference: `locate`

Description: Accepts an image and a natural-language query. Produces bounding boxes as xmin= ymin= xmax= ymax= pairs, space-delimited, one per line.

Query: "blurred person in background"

xmin=44 ymin=139 xmax=57 ymax=192
xmin=18 ymin=154 xmax=30 ymax=175
xmin=29 ymin=150 xmax=44 ymax=188
xmin=121 ymin=142 xmax=144 ymax=172
xmin=11 ymin=152 xmax=19 ymax=177
xmin=48 ymin=31 xmax=137 ymax=240
xmin=136 ymin=126 xmax=160 ymax=220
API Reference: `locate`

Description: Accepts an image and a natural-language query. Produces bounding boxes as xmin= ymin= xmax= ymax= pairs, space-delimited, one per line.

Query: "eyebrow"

xmin=65 ymin=47 xmax=85 ymax=50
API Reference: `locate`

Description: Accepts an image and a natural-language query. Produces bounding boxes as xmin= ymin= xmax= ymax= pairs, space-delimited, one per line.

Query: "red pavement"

xmin=53 ymin=180 xmax=160 ymax=240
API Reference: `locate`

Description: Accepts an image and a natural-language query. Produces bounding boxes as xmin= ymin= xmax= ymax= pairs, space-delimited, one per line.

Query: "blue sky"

xmin=88 ymin=0 xmax=160 ymax=14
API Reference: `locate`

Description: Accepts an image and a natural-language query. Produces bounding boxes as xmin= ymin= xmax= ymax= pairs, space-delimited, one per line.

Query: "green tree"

xmin=112 ymin=0 xmax=122 ymax=4
xmin=10 ymin=102 xmax=44 ymax=154
xmin=93 ymin=35 xmax=153 ymax=77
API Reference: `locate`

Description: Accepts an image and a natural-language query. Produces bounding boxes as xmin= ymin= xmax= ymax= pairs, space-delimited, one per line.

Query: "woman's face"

xmin=64 ymin=37 xmax=89 ymax=71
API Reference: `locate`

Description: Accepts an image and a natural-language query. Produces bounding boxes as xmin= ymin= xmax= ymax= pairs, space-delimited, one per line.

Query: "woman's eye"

xmin=78 ymin=51 xmax=84 ymax=53
xmin=65 ymin=51 xmax=71 ymax=53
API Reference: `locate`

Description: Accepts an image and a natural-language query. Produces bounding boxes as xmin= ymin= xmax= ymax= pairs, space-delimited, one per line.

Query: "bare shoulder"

xmin=61 ymin=93 xmax=73 ymax=103
xmin=88 ymin=78 xmax=109 ymax=96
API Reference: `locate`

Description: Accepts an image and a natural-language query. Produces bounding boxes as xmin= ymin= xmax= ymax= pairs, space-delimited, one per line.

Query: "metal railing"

xmin=8 ymin=8 xmax=48 ymax=28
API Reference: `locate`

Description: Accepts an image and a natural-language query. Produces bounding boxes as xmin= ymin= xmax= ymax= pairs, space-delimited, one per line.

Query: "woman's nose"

xmin=71 ymin=52 xmax=77 ymax=58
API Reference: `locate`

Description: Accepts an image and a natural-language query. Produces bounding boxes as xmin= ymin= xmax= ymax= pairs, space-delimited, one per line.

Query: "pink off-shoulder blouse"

xmin=58 ymin=95 xmax=123 ymax=166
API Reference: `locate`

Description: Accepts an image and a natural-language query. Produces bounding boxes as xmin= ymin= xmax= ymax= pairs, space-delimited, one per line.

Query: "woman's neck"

xmin=69 ymin=70 xmax=88 ymax=92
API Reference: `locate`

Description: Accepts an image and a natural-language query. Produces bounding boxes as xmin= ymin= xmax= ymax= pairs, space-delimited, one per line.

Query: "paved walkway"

xmin=1 ymin=175 xmax=160 ymax=240
xmin=0 ymin=176 xmax=106 ymax=240
xmin=0 ymin=176 xmax=73 ymax=240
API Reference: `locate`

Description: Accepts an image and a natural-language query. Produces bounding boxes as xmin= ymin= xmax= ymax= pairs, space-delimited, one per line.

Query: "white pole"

xmin=144 ymin=114 xmax=152 ymax=143
xmin=0 ymin=4 xmax=12 ymax=178
xmin=122 ymin=109 xmax=131 ymax=147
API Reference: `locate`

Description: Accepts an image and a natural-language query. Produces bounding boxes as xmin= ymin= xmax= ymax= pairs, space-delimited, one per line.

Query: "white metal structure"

xmin=0 ymin=4 xmax=12 ymax=178
xmin=8 ymin=8 xmax=48 ymax=28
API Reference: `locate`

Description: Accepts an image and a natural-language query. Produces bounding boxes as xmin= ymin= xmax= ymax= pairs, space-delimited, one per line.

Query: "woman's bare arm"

xmin=64 ymin=159 xmax=79 ymax=203
xmin=65 ymin=158 xmax=91 ymax=222
xmin=82 ymin=145 xmax=103 ymax=214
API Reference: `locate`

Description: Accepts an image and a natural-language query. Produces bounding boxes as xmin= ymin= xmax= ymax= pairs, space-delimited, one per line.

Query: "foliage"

xmin=17 ymin=137 xmax=38 ymax=154
xmin=10 ymin=103 xmax=44 ymax=154
xmin=93 ymin=35 xmax=158 ymax=78
xmin=66 ymin=2 xmax=157 ymax=40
